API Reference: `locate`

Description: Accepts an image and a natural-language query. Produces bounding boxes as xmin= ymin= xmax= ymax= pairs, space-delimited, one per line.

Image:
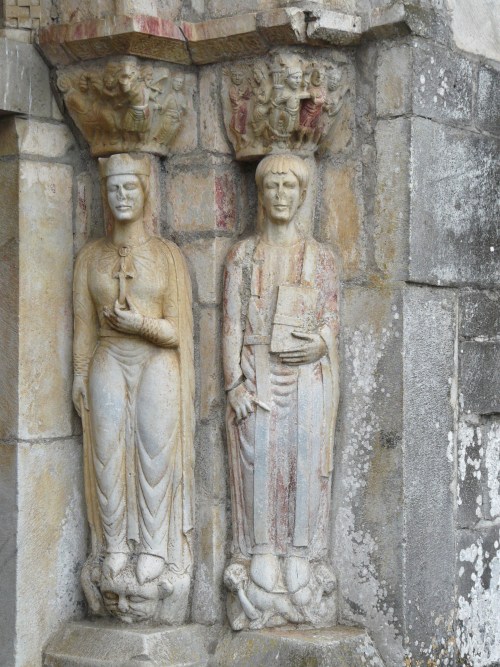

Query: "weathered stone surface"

xmin=195 ymin=421 xmax=227 ymax=502
xmin=332 ymin=286 xmax=404 ymax=667
xmin=459 ymin=290 xmax=500 ymax=339
xmin=192 ymin=501 xmax=226 ymax=625
xmin=457 ymin=418 xmax=483 ymax=529
xmin=0 ymin=118 xmax=75 ymax=158
xmin=0 ymin=39 xmax=52 ymax=117
xmin=2 ymin=439 xmax=87 ymax=667
xmin=213 ymin=626 xmax=385 ymax=667
xmin=44 ymin=620 xmax=213 ymax=666
xmin=409 ymin=118 xmax=500 ymax=287
xmin=306 ymin=8 xmax=363 ymax=45
xmin=403 ymin=287 xmax=457 ymax=659
xmin=199 ymin=65 xmax=232 ymax=154
xmin=321 ymin=161 xmax=364 ymax=280
xmin=376 ymin=43 xmax=412 ymax=117
xmin=374 ymin=118 xmax=410 ymax=280
xmin=18 ymin=161 xmax=73 ymax=439
xmin=183 ymin=237 xmax=233 ymax=305
xmin=456 ymin=526 xmax=500 ymax=667
xmin=0 ymin=445 xmax=17 ymax=667
xmin=448 ymin=0 xmax=500 ymax=62
xmin=476 ymin=65 xmax=500 ymax=136
xmin=460 ymin=342 xmax=500 ymax=415
xmin=412 ymin=39 xmax=474 ymax=124
xmin=167 ymin=161 xmax=236 ymax=232
xmin=199 ymin=306 xmax=223 ymax=420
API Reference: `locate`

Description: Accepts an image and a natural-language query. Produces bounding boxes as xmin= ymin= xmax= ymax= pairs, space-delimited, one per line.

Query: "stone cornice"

xmin=37 ymin=5 xmax=409 ymax=67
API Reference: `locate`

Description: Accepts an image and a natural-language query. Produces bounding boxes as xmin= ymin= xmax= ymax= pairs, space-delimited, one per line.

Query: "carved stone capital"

xmin=221 ymin=52 xmax=351 ymax=160
xmin=56 ymin=56 xmax=194 ymax=156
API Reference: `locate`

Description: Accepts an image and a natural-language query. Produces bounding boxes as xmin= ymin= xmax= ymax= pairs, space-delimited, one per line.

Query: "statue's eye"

xmin=103 ymin=592 xmax=118 ymax=601
xmin=128 ymin=595 xmax=147 ymax=603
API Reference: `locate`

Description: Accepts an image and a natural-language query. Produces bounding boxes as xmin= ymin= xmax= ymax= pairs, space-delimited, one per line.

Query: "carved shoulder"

xmin=74 ymin=238 xmax=104 ymax=272
xmin=225 ymin=237 xmax=256 ymax=269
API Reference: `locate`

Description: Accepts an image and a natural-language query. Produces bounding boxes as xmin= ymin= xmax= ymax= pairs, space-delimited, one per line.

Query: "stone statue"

xmin=72 ymin=153 xmax=195 ymax=624
xmin=222 ymin=153 xmax=340 ymax=630
xmin=154 ymin=72 xmax=187 ymax=145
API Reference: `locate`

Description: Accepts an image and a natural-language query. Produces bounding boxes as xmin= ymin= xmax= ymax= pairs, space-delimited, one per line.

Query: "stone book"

xmin=270 ymin=284 xmax=318 ymax=353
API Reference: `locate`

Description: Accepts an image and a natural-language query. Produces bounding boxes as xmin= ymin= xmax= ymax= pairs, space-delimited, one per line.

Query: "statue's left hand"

xmin=104 ymin=298 xmax=144 ymax=334
xmin=279 ymin=332 xmax=327 ymax=365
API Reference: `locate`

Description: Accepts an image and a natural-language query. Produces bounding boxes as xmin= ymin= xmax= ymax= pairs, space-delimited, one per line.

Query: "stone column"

xmin=0 ymin=39 xmax=87 ymax=667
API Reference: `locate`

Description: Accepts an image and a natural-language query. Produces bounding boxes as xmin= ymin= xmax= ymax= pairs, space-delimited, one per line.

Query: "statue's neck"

xmin=261 ymin=219 xmax=300 ymax=246
xmin=111 ymin=218 xmax=149 ymax=248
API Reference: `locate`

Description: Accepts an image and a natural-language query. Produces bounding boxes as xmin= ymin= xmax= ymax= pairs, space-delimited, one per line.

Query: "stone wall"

xmin=0 ymin=1 xmax=499 ymax=666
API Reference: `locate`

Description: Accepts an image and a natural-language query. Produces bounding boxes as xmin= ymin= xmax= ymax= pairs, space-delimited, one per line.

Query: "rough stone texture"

xmin=199 ymin=66 xmax=233 ymax=154
xmin=18 ymin=161 xmax=74 ymax=439
xmin=0 ymin=39 xmax=52 ymax=117
xmin=448 ymin=0 xmax=500 ymax=62
xmin=166 ymin=160 xmax=237 ymax=232
xmin=321 ymin=161 xmax=364 ymax=281
xmin=198 ymin=307 xmax=224 ymax=420
xmin=409 ymin=117 xmax=500 ymax=287
xmin=460 ymin=342 xmax=500 ymax=415
xmin=213 ymin=626 xmax=385 ymax=667
xmin=376 ymin=43 xmax=412 ymax=117
xmin=182 ymin=237 xmax=233 ymax=305
xmin=0 ymin=440 xmax=86 ymax=667
xmin=332 ymin=286 xmax=405 ymax=667
xmin=459 ymin=290 xmax=500 ymax=340
xmin=0 ymin=118 xmax=75 ymax=159
xmin=44 ymin=620 xmax=214 ymax=666
xmin=476 ymin=64 xmax=500 ymax=137
xmin=374 ymin=118 xmax=410 ymax=281
xmin=402 ymin=286 xmax=457 ymax=663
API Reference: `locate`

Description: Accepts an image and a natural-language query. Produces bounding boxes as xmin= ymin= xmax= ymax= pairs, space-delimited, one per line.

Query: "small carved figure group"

xmin=58 ymin=57 xmax=187 ymax=154
xmin=223 ymin=55 xmax=349 ymax=158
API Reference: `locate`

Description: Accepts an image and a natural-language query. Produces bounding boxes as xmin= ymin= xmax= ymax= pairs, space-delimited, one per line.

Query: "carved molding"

xmin=37 ymin=7 xmax=408 ymax=68
xmin=57 ymin=57 xmax=192 ymax=156
xmin=221 ymin=53 xmax=350 ymax=160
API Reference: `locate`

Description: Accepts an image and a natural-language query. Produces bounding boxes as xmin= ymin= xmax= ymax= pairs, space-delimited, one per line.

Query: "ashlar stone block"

xmin=182 ymin=236 xmax=233 ymax=305
xmin=376 ymin=43 xmax=412 ymax=117
xmin=409 ymin=118 xmax=500 ymax=287
xmin=199 ymin=65 xmax=232 ymax=154
xmin=476 ymin=65 xmax=500 ymax=136
xmin=18 ymin=161 xmax=74 ymax=440
xmin=167 ymin=161 xmax=237 ymax=232
xmin=198 ymin=306 xmax=224 ymax=420
xmin=459 ymin=290 xmax=500 ymax=340
xmin=460 ymin=342 xmax=500 ymax=415
xmin=0 ymin=118 xmax=74 ymax=159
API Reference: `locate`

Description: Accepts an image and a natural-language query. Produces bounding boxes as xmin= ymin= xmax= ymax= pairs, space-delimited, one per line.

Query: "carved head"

xmin=310 ymin=67 xmax=325 ymax=88
xmin=255 ymin=154 xmax=309 ymax=226
xmin=253 ymin=62 xmax=268 ymax=84
xmin=327 ymin=65 xmax=343 ymax=91
xmin=99 ymin=568 xmax=173 ymax=623
xmin=172 ymin=73 xmax=185 ymax=91
xmin=285 ymin=67 xmax=303 ymax=91
xmin=230 ymin=67 xmax=244 ymax=86
xmin=99 ymin=153 xmax=151 ymax=224
xmin=118 ymin=59 xmax=140 ymax=93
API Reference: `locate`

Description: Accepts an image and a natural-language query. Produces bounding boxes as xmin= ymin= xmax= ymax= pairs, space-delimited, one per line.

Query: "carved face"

xmin=100 ymin=579 xmax=161 ymax=623
xmin=230 ymin=70 xmax=244 ymax=86
xmin=172 ymin=74 xmax=185 ymax=91
xmin=260 ymin=170 xmax=303 ymax=225
xmin=327 ymin=68 xmax=342 ymax=91
xmin=253 ymin=66 xmax=265 ymax=84
xmin=310 ymin=69 xmax=324 ymax=87
xmin=286 ymin=71 xmax=303 ymax=90
xmin=118 ymin=64 xmax=138 ymax=92
xmin=107 ymin=174 xmax=145 ymax=224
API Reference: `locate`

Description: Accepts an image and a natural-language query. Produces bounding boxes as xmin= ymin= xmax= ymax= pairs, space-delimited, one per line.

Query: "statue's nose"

xmin=118 ymin=596 xmax=129 ymax=612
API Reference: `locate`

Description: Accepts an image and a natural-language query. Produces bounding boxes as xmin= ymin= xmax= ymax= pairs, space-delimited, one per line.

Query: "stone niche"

xmin=1 ymin=2 xmax=499 ymax=667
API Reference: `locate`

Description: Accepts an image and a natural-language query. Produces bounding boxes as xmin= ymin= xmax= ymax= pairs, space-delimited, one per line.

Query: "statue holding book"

xmin=222 ymin=153 xmax=340 ymax=630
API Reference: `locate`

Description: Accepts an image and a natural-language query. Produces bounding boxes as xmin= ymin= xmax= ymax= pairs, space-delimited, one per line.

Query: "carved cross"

xmin=113 ymin=253 xmax=134 ymax=306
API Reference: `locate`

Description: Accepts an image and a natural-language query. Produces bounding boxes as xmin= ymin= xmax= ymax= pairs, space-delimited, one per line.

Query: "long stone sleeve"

xmin=73 ymin=246 xmax=98 ymax=378
xmin=222 ymin=244 xmax=245 ymax=391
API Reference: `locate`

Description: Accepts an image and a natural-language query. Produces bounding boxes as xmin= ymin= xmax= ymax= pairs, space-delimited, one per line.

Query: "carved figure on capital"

xmin=222 ymin=53 xmax=350 ymax=159
xmin=57 ymin=57 xmax=190 ymax=156
xmin=73 ymin=153 xmax=194 ymax=624
xmin=222 ymin=154 xmax=340 ymax=630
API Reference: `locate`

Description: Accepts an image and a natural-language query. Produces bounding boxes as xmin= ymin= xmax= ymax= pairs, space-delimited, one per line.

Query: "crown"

xmin=99 ymin=153 xmax=151 ymax=178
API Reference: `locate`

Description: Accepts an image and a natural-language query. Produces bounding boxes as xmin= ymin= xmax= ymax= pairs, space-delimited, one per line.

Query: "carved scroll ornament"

xmin=222 ymin=54 xmax=350 ymax=160
xmin=58 ymin=57 xmax=190 ymax=156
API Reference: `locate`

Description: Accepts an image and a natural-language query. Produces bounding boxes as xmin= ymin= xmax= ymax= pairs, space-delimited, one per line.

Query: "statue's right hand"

xmin=72 ymin=375 xmax=89 ymax=417
xmin=228 ymin=384 xmax=254 ymax=422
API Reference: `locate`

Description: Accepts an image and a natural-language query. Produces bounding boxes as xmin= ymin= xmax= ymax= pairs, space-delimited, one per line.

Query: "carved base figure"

xmin=73 ymin=153 xmax=194 ymax=624
xmin=222 ymin=154 xmax=339 ymax=630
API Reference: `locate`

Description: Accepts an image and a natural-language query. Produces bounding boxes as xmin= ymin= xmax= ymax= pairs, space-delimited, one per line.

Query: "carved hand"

xmin=228 ymin=383 xmax=254 ymax=421
xmin=104 ymin=298 xmax=143 ymax=335
xmin=72 ymin=375 xmax=89 ymax=416
xmin=279 ymin=332 xmax=327 ymax=365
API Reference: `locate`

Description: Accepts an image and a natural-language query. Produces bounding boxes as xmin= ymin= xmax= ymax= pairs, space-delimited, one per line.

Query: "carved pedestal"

xmin=213 ymin=626 xmax=385 ymax=667
xmin=43 ymin=621 xmax=213 ymax=667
